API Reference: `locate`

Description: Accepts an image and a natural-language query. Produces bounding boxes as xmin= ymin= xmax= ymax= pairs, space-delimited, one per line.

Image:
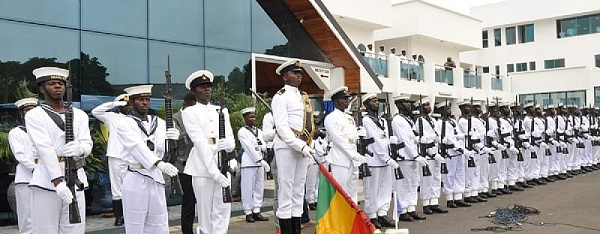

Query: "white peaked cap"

xmin=534 ymin=104 xmax=541 ymax=108
xmin=393 ymin=94 xmax=411 ymax=101
xmin=431 ymin=113 xmax=441 ymax=118
xmin=362 ymin=93 xmax=377 ymax=103
xmin=33 ymin=67 xmax=69 ymax=84
xmin=523 ymin=102 xmax=534 ymax=108
xmin=124 ymin=84 xmax=153 ymax=97
xmin=325 ymin=86 xmax=350 ymax=101
xmin=557 ymin=103 xmax=565 ymax=107
xmin=457 ymin=100 xmax=470 ymax=106
xmin=241 ymin=107 xmax=255 ymax=115
xmin=114 ymin=94 xmax=128 ymax=102
xmin=276 ymin=59 xmax=302 ymax=75
xmin=15 ymin=98 xmax=38 ymax=109
xmin=472 ymin=101 xmax=482 ymax=106
xmin=313 ymin=111 xmax=320 ymax=116
xmin=185 ymin=70 xmax=214 ymax=90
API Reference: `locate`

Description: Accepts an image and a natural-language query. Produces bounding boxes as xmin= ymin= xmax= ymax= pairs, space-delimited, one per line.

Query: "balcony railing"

xmin=399 ymin=59 xmax=424 ymax=82
xmin=434 ymin=64 xmax=454 ymax=85
xmin=491 ymin=75 xmax=503 ymax=91
xmin=363 ymin=52 xmax=387 ymax=77
xmin=463 ymin=70 xmax=482 ymax=89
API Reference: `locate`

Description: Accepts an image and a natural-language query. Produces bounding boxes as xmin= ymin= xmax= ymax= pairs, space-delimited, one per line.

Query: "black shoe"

xmin=378 ymin=215 xmax=395 ymax=227
xmin=492 ymin=189 xmax=504 ymax=196
xmin=478 ymin=192 xmax=488 ymax=198
xmin=520 ymin=182 xmax=533 ymax=188
xmin=246 ymin=214 xmax=255 ymax=223
xmin=549 ymin=175 xmax=559 ymax=180
xmin=464 ymin=196 xmax=478 ymax=203
xmin=431 ymin=205 xmax=449 ymax=213
xmin=484 ymin=191 xmax=497 ymax=198
xmin=567 ymin=171 xmax=576 ymax=176
xmin=423 ymin=205 xmax=433 ymax=214
xmin=584 ymin=166 xmax=594 ymax=172
xmin=399 ymin=213 xmax=414 ymax=222
xmin=113 ymin=200 xmax=124 ymax=226
xmin=476 ymin=196 xmax=487 ymax=202
xmin=455 ymin=200 xmax=472 ymax=207
xmin=408 ymin=211 xmax=426 ymax=220
xmin=309 ymin=203 xmax=317 ymax=211
xmin=508 ymin=185 xmax=524 ymax=191
xmin=370 ymin=218 xmax=382 ymax=229
xmin=114 ymin=217 xmax=124 ymax=226
xmin=252 ymin=213 xmax=269 ymax=221
xmin=526 ymin=180 xmax=537 ymax=186
xmin=557 ymin=174 xmax=568 ymax=180
xmin=500 ymin=188 xmax=513 ymax=194
xmin=447 ymin=200 xmax=458 ymax=208
xmin=535 ymin=179 xmax=547 ymax=185
xmin=592 ymin=164 xmax=600 ymax=170
xmin=544 ymin=177 xmax=556 ymax=182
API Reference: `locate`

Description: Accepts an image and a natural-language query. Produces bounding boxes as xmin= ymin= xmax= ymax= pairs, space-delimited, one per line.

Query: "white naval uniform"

xmin=556 ymin=115 xmax=569 ymax=173
xmin=182 ymin=102 xmax=235 ymax=234
xmin=363 ymin=114 xmax=393 ymax=218
xmin=499 ymin=117 xmax=516 ymax=186
xmin=91 ymin=102 xmax=127 ymax=200
xmin=9 ymin=126 xmax=37 ymax=234
xmin=272 ymin=85 xmax=312 ymax=219
xmin=566 ymin=115 xmax=578 ymax=170
xmin=413 ymin=116 xmax=441 ymax=207
xmin=513 ymin=117 xmax=528 ymax=183
xmin=534 ymin=117 xmax=546 ymax=178
xmin=523 ymin=116 xmax=540 ymax=180
xmin=571 ymin=115 xmax=583 ymax=169
xmin=473 ymin=117 xmax=489 ymax=194
xmin=324 ymin=109 xmax=359 ymax=203
xmin=457 ymin=117 xmax=481 ymax=198
xmin=545 ymin=116 xmax=559 ymax=177
xmin=26 ymin=104 xmax=92 ymax=234
xmin=437 ymin=118 xmax=466 ymax=202
xmin=485 ymin=117 xmax=501 ymax=190
xmin=117 ymin=115 xmax=169 ymax=234
xmin=238 ymin=126 xmax=267 ymax=215
xmin=391 ymin=114 xmax=419 ymax=214
xmin=262 ymin=112 xmax=280 ymax=228
xmin=580 ymin=115 xmax=592 ymax=166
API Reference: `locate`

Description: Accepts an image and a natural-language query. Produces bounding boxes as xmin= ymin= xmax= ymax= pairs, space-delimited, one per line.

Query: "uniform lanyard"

xmin=129 ymin=115 xmax=158 ymax=151
xmin=368 ymin=114 xmax=385 ymax=131
xmin=244 ymin=126 xmax=262 ymax=145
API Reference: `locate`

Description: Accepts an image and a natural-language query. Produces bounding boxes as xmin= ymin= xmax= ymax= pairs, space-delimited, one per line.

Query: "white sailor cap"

xmin=413 ymin=99 xmax=430 ymax=107
xmin=457 ymin=100 xmax=470 ymax=107
xmin=391 ymin=47 xmax=396 ymax=50
xmin=472 ymin=101 xmax=482 ymax=107
xmin=241 ymin=107 xmax=255 ymax=116
xmin=326 ymin=86 xmax=351 ymax=101
xmin=557 ymin=103 xmax=565 ymax=108
xmin=498 ymin=102 xmax=510 ymax=107
xmin=393 ymin=94 xmax=411 ymax=102
xmin=114 ymin=94 xmax=128 ymax=102
xmin=379 ymin=45 xmax=384 ymax=48
xmin=14 ymin=98 xmax=38 ymax=109
xmin=185 ymin=70 xmax=214 ymax=90
xmin=435 ymin=102 xmax=449 ymax=108
xmin=545 ymin=104 xmax=555 ymax=109
xmin=124 ymin=85 xmax=153 ymax=98
xmin=431 ymin=113 xmax=441 ymax=118
xmin=523 ymin=102 xmax=535 ymax=108
xmin=313 ymin=111 xmax=320 ymax=117
xmin=33 ymin=67 xmax=68 ymax=85
xmin=276 ymin=59 xmax=303 ymax=75
xmin=362 ymin=93 xmax=378 ymax=104
xmin=534 ymin=104 xmax=541 ymax=109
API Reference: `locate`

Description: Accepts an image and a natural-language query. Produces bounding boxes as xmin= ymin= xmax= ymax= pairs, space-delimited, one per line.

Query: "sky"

xmin=423 ymin=0 xmax=506 ymax=15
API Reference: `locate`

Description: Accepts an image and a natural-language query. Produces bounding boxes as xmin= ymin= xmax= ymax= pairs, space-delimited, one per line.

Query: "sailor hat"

xmin=185 ymin=70 xmax=214 ymax=90
xmin=276 ymin=59 xmax=303 ymax=75
xmin=241 ymin=107 xmax=255 ymax=116
xmin=362 ymin=93 xmax=378 ymax=104
xmin=431 ymin=113 xmax=441 ymax=118
xmin=313 ymin=111 xmax=320 ymax=117
xmin=33 ymin=67 xmax=69 ymax=85
xmin=523 ymin=102 xmax=535 ymax=108
xmin=114 ymin=94 xmax=128 ymax=102
xmin=498 ymin=102 xmax=510 ymax=107
xmin=457 ymin=100 xmax=470 ymax=107
xmin=545 ymin=104 xmax=555 ymax=109
xmin=435 ymin=102 xmax=450 ymax=108
xmin=326 ymin=86 xmax=351 ymax=101
xmin=393 ymin=94 xmax=411 ymax=102
xmin=472 ymin=101 xmax=482 ymax=107
xmin=15 ymin=98 xmax=38 ymax=109
xmin=124 ymin=85 xmax=153 ymax=98
xmin=413 ymin=98 xmax=430 ymax=107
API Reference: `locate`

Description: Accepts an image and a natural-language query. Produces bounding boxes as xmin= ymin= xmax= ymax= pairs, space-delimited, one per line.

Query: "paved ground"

xmin=2 ymin=170 xmax=600 ymax=233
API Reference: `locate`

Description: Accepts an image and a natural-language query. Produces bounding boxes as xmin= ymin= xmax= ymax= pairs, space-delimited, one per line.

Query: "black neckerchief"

xmin=128 ymin=114 xmax=158 ymax=150
xmin=367 ymin=114 xmax=384 ymax=131
xmin=421 ymin=116 xmax=438 ymax=136
xmin=18 ymin=125 xmax=27 ymax=133
xmin=398 ymin=113 xmax=414 ymax=127
xmin=244 ymin=126 xmax=262 ymax=145
xmin=41 ymin=104 xmax=66 ymax=131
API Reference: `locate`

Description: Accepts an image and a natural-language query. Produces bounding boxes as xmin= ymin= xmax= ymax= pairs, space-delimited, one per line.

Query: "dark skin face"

xmin=193 ymin=83 xmax=212 ymax=105
xmin=39 ymin=80 xmax=66 ymax=111
xmin=488 ymin=107 xmax=499 ymax=118
xmin=395 ymin=100 xmax=412 ymax=114
xmin=473 ymin=105 xmax=482 ymax=115
xmin=244 ymin=113 xmax=256 ymax=127
xmin=130 ymin=96 xmax=150 ymax=120
xmin=547 ymin=108 xmax=556 ymax=116
xmin=334 ymin=96 xmax=350 ymax=111
xmin=365 ymin=98 xmax=379 ymax=116
xmin=283 ymin=70 xmax=303 ymax=88
xmin=500 ymin=106 xmax=511 ymax=116
xmin=459 ymin=104 xmax=471 ymax=116
xmin=526 ymin=106 xmax=535 ymax=116
xmin=422 ymin=103 xmax=431 ymax=115
xmin=535 ymin=107 xmax=542 ymax=116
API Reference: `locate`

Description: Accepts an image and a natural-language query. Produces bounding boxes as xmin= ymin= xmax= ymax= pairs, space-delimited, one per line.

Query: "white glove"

xmin=560 ymin=142 xmax=568 ymax=148
xmin=218 ymin=139 xmax=229 ymax=151
xmin=352 ymin=153 xmax=368 ymax=164
xmin=552 ymin=140 xmax=559 ymax=146
xmin=420 ymin=136 xmax=432 ymax=143
xmin=166 ymin=128 xmax=180 ymax=140
xmin=540 ymin=142 xmax=549 ymax=149
xmin=64 ymin=141 xmax=84 ymax=157
xmin=415 ymin=156 xmax=428 ymax=167
xmin=302 ymin=146 xmax=316 ymax=158
xmin=584 ymin=133 xmax=591 ymax=139
xmin=455 ymin=135 xmax=465 ymax=141
xmin=545 ymin=130 xmax=553 ymax=135
xmin=427 ymin=148 xmax=437 ymax=156
xmin=509 ymin=147 xmax=519 ymax=154
xmin=357 ymin=127 xmax=367 ymax=137
xmin=114 ymin=101 xmax=128 ymax=107
xmin=487 ymin=130 xmax=496 ymax=137
xmin=229 ymin=159 xmax=238 ymax=171
xmin=482 ymin=147 xmax=493 ymax=154
xmin=496 ymin=144 xmax=507 ymax=151
xmin=434 ymin=154 xmax=445 ymax=162
xmin=212 ymin=173 xmax=230 ymax=188
xmin=389 ymin=136 xmax=399 ymax=145
xmin=55 ymin=181 xmax=73 ymax=204
xmin=260 ymin=160 xmax=271 ymax=172
xmin=266 ymin=142 xmax=274 ymax=148
xmin=442 ymin=137 xmax=452 ymax=145
xmin=464 ymin=150 xmax=475 ymax=158
xmin=386 ymin=159 xmax=399 ymax=169
xmin=522 ymin=142 xmax=531 ymax=149
xmin=157 ymin=161 xmax=178 ymax=177
xmin=532 ymin=130 xmax=543 ymax=138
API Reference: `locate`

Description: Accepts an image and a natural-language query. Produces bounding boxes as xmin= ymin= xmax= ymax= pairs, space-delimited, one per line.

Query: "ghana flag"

xmin=315 ymin=164 xmax=375 ymax=234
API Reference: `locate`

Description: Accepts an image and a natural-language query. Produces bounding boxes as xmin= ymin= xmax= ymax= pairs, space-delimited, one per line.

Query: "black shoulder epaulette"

xmin=277 ymin=88 xmax=286 ymax=95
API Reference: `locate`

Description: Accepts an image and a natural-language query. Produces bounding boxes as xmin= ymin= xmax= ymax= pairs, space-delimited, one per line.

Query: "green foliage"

xmin=156 ymin=104 xmax=182 ymax=120
xmin=88 ymin=121 xmax=108 ymax=173
xmin=0 ymin=130 xmax=13 ymax=161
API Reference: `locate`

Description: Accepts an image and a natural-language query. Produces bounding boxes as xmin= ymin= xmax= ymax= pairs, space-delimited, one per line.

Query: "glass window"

xmin=81 ymin=32 xmax=148 ymax=86
xmin=495 ymin=65 xmax=500 ymax=76
xmin=518 ymin=24 xmax=534 ymax=43
xmin=592 ymin=14 xmax=600 ymax=34
xmin=483 ymin=66 xmax=489 ymax=73
xmin=595 ymin=54 xmax=600 ymax=68
xmin=507 ymin=64 xmax=514 ymax=73
xmin=529 ymin=61 xmax=536 ymax=71
xmin=505 ymin=27 xmax=516 ymax=45
xmin=482 ymin=30 xmax=488 ymax=48
xmin=544 ymin=58 xmax=565 ymax=69
xmin=0 ymin=0 xmax=80 ymax=28
xmin=148 ymin=0 xmax=203 ymax=45
xmin=148 ymin=41 xmax=204 ymax=96
xmin=595 ymin=87 xmax=600 ymax=107
xmin=576 ymin=16 xmax=591 ymax=35
xmin=557 ymin=13 xmax=600 ymax=38
xmin=82 ymin=0 xmax=147 ymax=37
xmin=516 ymin=62 xmax=527 ymax=72
xmin=558 ymin=18 xmax=576 ymax=38
xmin=550 ymin=92 xmax=566 ymax=106
xmin=205 ymin=0 xmax=251 ymax=51
xmin=566 ymin=90 xmax=586 ymax=107
xmin=205 ymin=48 xmax=251 ymax=93
xmin=494 ymin=28 xmax=501 ymax=46
xmin=251 ymin=1 xmax=289 ymax=54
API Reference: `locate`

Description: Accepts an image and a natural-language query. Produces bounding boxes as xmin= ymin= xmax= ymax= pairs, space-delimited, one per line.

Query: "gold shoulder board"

xmin=277 ymin=88 xmax=286 ymax=95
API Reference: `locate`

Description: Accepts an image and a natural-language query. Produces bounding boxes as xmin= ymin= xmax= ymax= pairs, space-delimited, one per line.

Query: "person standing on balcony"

xmin=410 ymin=54 xmax=421 ymax=81
xmin=366 ymin=44 xmax=375 ymax=58
xmin=378 ymin=45 xmax=387 ymax=75
xmin=91 ymin=93 xmax=129 ymax=226
xmin=444 ymin=57 xmax=456 ymax=70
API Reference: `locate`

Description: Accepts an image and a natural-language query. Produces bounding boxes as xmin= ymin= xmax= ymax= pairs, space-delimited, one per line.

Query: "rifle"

xmin=496 ymin=97 xmax=509 ymax=159
xmin=386 ymin=94 xmax=404 ymax=179
xmin=543 ymin=107 xmax=552 ymax=156
xmin=417 ymin=94 xmax=432 ymax=176
xmin=65 ymin=62 xmax=83 ymax=224
xmin=248 ymin=89 xmax=273 ymax=180
xmin=485 ymin=98 xmax=497 ymax=164
xmin=438 ymin=99 xmax=448 ymax=174
xmin=162 ymin=56 xmax=183 ymax=196
xmin=218 ymin=81 xmax=234 ymax=203
xmin=356 ymin=88 xmax=371 ymax=178
xmin=466 ymin=97 xmax=476 ymax=168
xmin=529 ymin=101 xmax=538 ymax=159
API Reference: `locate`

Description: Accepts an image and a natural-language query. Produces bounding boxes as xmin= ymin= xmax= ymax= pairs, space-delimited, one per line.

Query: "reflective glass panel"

xmin=148 ymin=41 xmax=204 ymax=98
xmin=505 ymin=27 xmax=516 ymax=45
xmin=82 ymin=0 xmax=147 ymax=37
xmin=251 ymin=1 xmax=288 ymax=54
xmin=0 ymin=0 xmax=80 ymax=28
xmin=149 ymin=0 xmax=203 ymax=45
xmin=205 ymin=48 xmax=251 ymax=93
xmin=0 ymin=21 xmax=78 ymax=63
xmin=205 ymin=0 xmax=251 ymax=51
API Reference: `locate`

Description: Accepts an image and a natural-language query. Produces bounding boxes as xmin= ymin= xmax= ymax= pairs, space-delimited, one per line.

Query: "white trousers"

xmin=525 ymin=148 xmax=539 ymax=180
xmin=330 ymin=163 xmax=358 ymax=204
xmin=122 ymin=172 xmax=168 ymax=234
xmin=275 ymin=148 xmax=309 ymax=219
xmin=31 ymin=187 xmax=86 ymax=234
xmin=488 ymin=151 xmax=501 ymax=182
xmin=443 ymin=155 xmax=466 ymax=196
xmin=465 ymin=156 xmax=480 ymax=194
xmin=16 ymin=184 xmax=33 ymax=234
xmin=364 ymin=166 xmax=392 ymax=217
xmin=498 ymin=154 xmax=508 ymax=184
xmin=539 ymin=148 xmax=551 ymax=177
xmin=394 ymin=161 xmax=419 ymax=213
xmin=477 ymin=153 xmax=489 ymax=191
xmin=192 ymin=176 xmax=231 ymax=234
xmin=241 ymin=166 xmax=265 ymax=214
xmin=420 ymin=159 xmax=441 ymax=201
xmin=108 ymin=157 xmax=127 ymax=200
xmin=506 ymin=149 xmax=519 ymax=183
xmin=549 ymin=146 xmax=560 ymax=175
xmin=305 ymin=163 xmax=320 ymax=204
